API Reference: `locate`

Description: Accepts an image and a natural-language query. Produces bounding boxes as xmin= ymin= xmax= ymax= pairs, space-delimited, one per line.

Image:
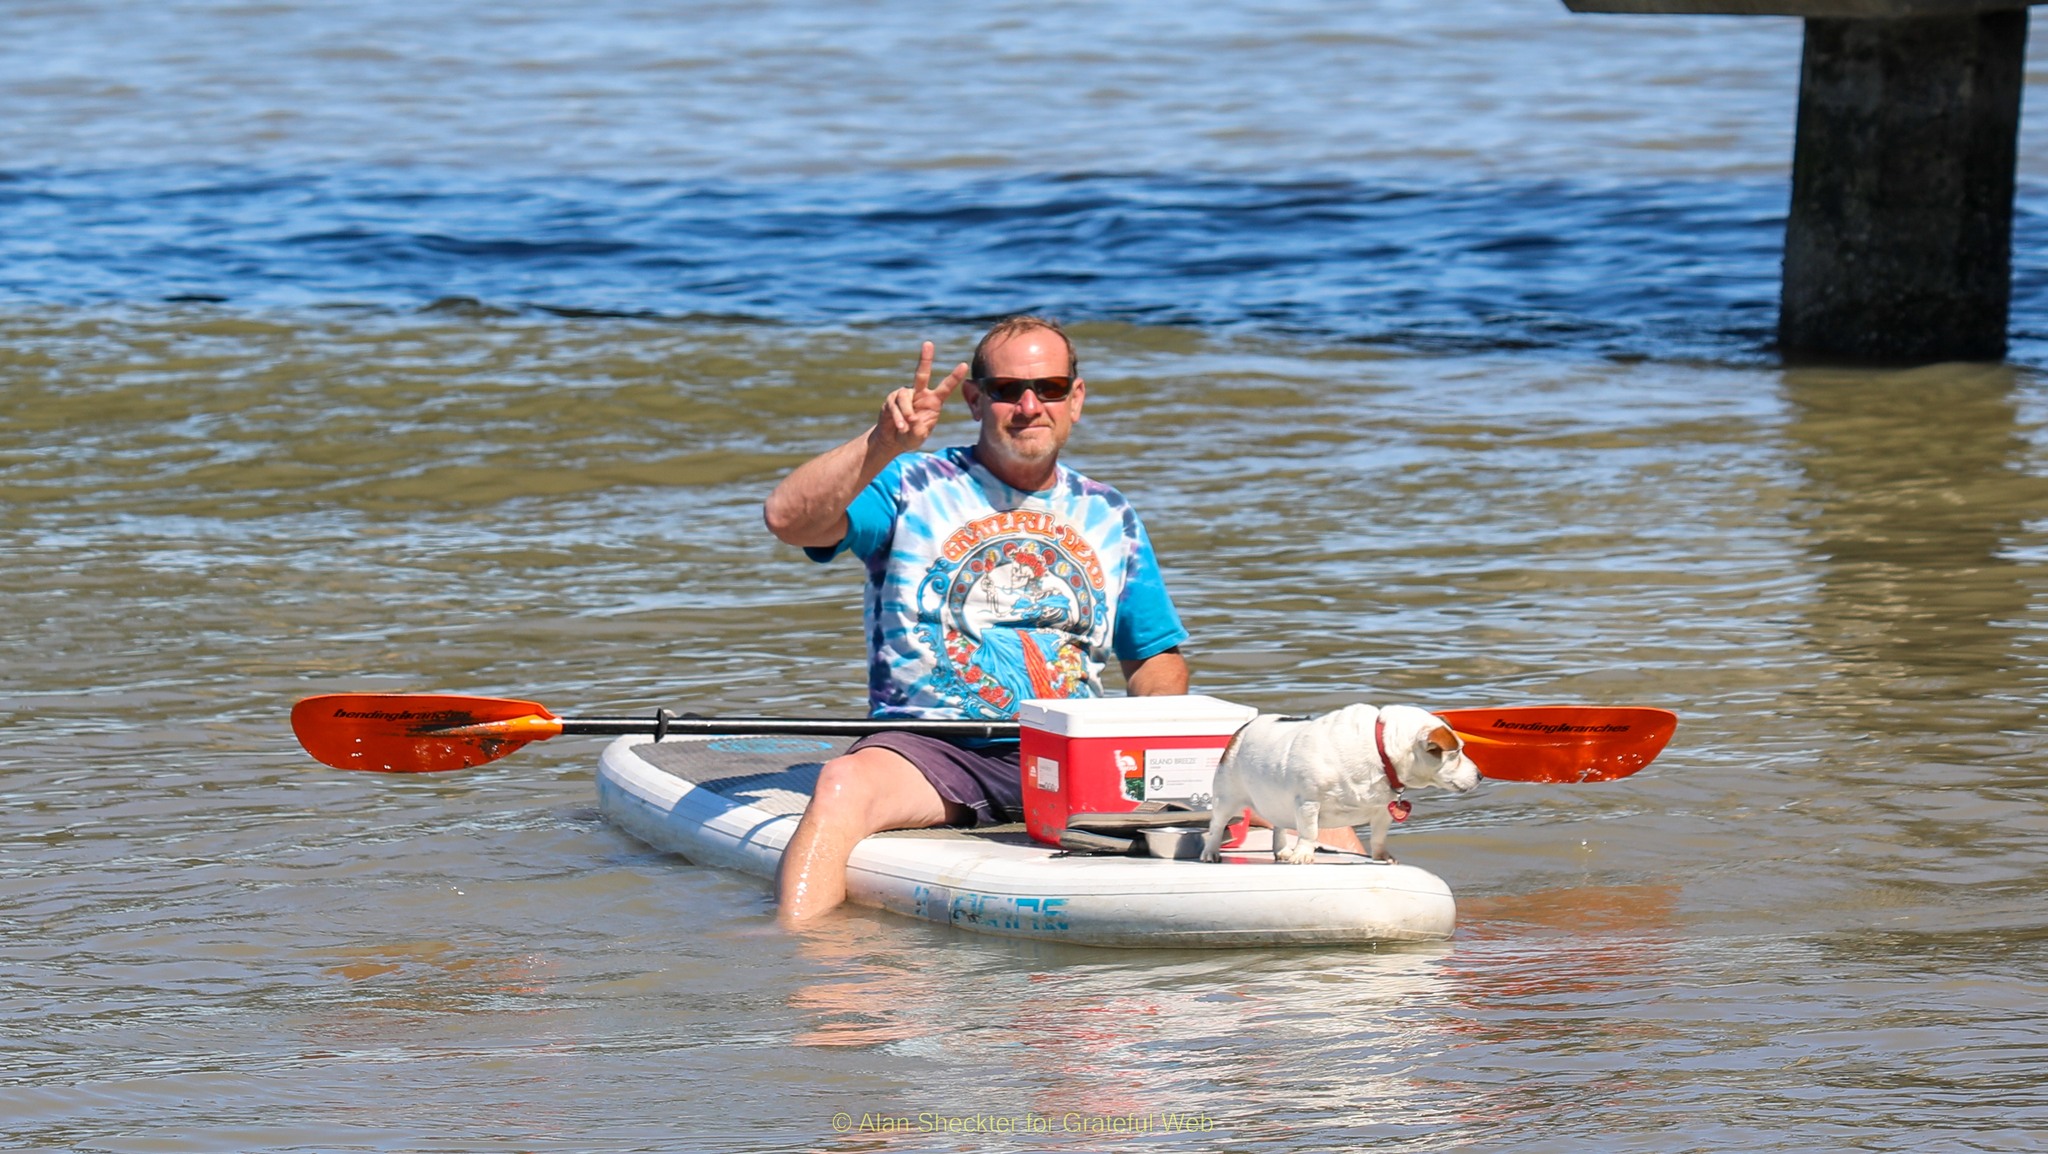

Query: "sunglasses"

xmin=970 ymin=375 xmax=1076 ymax=404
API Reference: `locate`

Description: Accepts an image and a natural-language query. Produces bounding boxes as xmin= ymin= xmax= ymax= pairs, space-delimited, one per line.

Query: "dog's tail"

xmin=1217 ymin=723 xmax=1248 ymax=766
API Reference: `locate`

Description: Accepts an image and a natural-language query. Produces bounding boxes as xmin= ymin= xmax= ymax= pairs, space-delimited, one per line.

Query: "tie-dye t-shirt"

xmin=805 ymin=446 xmax=1188 ymax=721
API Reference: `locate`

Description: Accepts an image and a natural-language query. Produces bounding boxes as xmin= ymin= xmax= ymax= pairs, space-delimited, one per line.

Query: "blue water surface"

xmin=7 ymin=0 xmax=2048 ymax=363
xmin=0 ymin=166 xmax=1881 ymax=361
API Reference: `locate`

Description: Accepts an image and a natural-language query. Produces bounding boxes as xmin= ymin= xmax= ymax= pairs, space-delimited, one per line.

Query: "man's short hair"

xmin=970 ymin=315 xmax=1078 ymax=379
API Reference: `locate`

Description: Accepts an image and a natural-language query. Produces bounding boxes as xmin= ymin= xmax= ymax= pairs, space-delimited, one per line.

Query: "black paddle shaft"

xmin=558 ymin=713 xmax=1022 ymax=741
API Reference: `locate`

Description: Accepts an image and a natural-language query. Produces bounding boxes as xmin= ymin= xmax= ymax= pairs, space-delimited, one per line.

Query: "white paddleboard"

xmin=597 ymin=733 xmax=1456 ymax=947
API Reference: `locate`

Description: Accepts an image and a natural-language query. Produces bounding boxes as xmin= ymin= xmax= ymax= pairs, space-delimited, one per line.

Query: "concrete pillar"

xmin=1564 ymin=0 xmax=2040 ymax=363
xmin=1781 ymin=9 xmax=2029 ymax=361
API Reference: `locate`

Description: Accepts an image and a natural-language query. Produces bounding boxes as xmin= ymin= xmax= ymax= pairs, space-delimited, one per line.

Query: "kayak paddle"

xmin=291 ymin=693 xmax=1674 ymax=780
xmin=289 ymin=693 xmax=1016 ymax=774
xmin=1436 ymin=705 xmax=1677 ymax=783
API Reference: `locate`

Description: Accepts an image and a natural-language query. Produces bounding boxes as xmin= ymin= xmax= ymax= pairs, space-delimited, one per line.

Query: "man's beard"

xmin=984 ymin=425 xmax=1060 ymax=468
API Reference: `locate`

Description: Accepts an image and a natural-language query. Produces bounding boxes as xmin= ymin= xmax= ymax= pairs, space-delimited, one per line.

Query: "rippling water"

xmin=7 ymin=2 xmax=2048 ymax=1151
xmin=0 ymin=169 xmax=1814 ymax=360
xmin=4 ymin=1 xmax=2046 ymax=361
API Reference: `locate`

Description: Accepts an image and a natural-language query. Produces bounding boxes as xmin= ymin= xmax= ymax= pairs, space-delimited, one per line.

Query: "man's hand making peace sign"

xmin=871 ymin=341 xmax=968 ymax=460
xmin=762 ymin=340 xmax=967 ymax=549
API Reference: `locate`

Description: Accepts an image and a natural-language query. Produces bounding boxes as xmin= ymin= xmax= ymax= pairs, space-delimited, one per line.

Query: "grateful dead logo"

xmin=915 ymin=528 xmax=1104 ymax=717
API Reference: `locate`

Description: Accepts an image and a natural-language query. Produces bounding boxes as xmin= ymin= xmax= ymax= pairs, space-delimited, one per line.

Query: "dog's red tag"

xmin=1389 ymin=799 xmax=1412 ymax=822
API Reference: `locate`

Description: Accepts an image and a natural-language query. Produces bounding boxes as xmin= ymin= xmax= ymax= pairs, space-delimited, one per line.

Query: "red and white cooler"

xmin=1016 ymin=695 xmax=1259 ymax=846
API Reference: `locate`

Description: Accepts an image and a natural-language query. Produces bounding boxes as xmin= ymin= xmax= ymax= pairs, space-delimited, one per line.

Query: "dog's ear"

xmin=1423 ymin=724 xmax=1460 ymax=758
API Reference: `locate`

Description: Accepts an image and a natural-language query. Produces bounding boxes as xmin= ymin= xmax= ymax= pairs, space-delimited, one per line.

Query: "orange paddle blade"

xmin=291 ymin=693 xmax=564 ymax=773
xmin=1436 ymin=706 xmax=1677 ymax=783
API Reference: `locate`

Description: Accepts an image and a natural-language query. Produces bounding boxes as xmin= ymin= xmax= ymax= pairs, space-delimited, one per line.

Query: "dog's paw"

xmin=1276 ymin=842 xmax=1320 ymax=864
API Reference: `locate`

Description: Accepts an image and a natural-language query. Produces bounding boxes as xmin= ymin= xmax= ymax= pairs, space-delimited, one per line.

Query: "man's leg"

xmin=1321 ymin=825 xmax=1367 ymax=853
xmin=777 ymin=745 xmax=968 ymax=925
xmin=1240 ymin=812 xmax=1368 ymax=854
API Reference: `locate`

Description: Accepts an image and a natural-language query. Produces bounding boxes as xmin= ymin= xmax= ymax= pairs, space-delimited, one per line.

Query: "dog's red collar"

xmin=1374 ymin=715 xmax=1413 ymax=823
xmin=1374 ymin=715 xmax=1403 ymax=790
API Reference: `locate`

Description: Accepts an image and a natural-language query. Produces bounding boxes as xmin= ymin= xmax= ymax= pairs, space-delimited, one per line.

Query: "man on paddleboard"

xmin=764 ymin=316 xmax=1191 ymax=923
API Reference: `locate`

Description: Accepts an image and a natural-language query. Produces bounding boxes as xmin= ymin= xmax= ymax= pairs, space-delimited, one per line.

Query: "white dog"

xmin=1200 ymin=704 xmax=1480 ymax=864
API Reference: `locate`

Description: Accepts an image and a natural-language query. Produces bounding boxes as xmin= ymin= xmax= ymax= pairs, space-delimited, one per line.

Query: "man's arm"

xmin=761 ymin=427 xmax=892 ymax=549
xmin=763 ymin=341 xmax=966 ymax=548
xmin=1120 ymin=646 xmax=1189 ymax=696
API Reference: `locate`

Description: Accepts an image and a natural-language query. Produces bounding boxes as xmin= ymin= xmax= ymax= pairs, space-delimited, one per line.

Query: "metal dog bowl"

xmin=1140 ymin=824 xmax=1210 ymax=860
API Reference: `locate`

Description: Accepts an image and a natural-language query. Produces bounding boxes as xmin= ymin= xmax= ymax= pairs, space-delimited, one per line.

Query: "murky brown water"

xmin=7 ymin=313 xmax=2047 ymax=1151
xmin=8 ymin=0 xmax=2048 ymax=1149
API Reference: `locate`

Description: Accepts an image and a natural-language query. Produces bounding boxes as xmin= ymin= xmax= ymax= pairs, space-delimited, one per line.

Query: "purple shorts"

xmin=847 ymin=731 xmax=1023 ymax=827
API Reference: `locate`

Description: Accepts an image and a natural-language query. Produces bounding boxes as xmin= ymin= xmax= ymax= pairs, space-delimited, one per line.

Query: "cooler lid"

xmin=1017 ymin=694 xmax=1259 ymax=738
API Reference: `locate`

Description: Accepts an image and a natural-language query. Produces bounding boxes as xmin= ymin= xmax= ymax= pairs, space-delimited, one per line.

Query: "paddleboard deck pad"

xmin=597 ymin=734 xmax=1456 ymax=947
